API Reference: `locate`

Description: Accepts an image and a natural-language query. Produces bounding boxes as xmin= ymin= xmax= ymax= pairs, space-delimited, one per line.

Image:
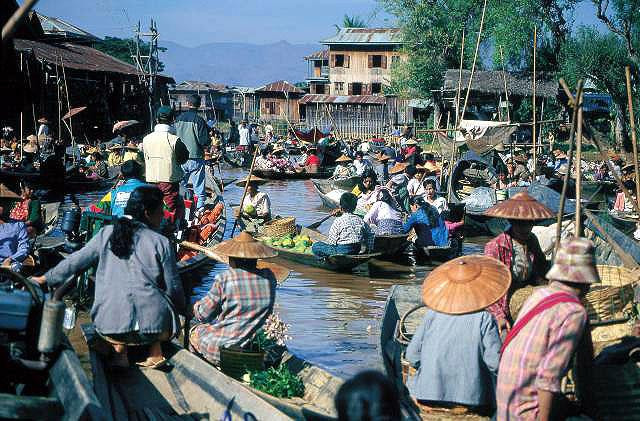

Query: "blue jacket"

xmin=175 ymin=110 xmax=210 ymax=159
xmin=0 ymin=222 xmax=29 ymax=263
xmin=403 ymin=206 xmax=449 ymax=247
xmin=111 ymin=179 xmax=148 ymax=217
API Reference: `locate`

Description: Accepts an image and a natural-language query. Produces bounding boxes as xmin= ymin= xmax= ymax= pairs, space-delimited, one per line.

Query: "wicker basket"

xmin=263 ymin=217 xmax=296 ymax=238
xmin=585 ymin=265 xmax=638 ymax=322
xmin=220 ymin=346 xmax=265 ymax=381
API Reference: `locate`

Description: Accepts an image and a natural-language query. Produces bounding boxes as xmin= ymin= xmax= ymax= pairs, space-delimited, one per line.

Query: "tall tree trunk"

xmin=613 ymin=100 xmax=630 ymax=152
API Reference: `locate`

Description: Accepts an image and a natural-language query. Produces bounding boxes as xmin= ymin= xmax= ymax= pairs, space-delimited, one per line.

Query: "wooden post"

xmin=575 ymin=90 xmax=583 ymax=237
xmin=499 ymin=45 xmax=510 ymax=121
xmin=532 ymin=26 xmax=537 ymax=178
xmin=455 ymin=29 xmax=465 ymax=128
xmin=231 ymin=146 xmax=259 ymax=237
xmin=459 ymin=0 xmax=488 ymax=126
xmin=625 ymin=66 xmax=640 ymax=211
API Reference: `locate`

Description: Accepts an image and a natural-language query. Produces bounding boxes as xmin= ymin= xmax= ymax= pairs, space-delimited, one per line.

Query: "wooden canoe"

xmin=259 ymin=226 xmax=381 ymax=272
xmin=254 ymin=169 xmax=333 ymax=180
xmin=311 ymin=180 xmax=342 ymax=209
xmin=374 ymin=233 xmax=410 ymax=257
xmin=608 ymin=210 xmax=637 ymax=236
xmin=313 ymin=175 xmax=361 ymax=192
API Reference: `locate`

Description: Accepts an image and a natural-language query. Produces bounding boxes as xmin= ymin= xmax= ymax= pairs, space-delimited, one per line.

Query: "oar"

xmin=179 ymin=241 xmax=291 ymax=283
xmin=306 ymin=213 xmax=334 ymax=230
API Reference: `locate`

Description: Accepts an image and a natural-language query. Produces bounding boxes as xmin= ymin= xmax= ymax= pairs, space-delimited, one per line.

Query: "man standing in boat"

xmin=175 ymin=94 xmax=211 ymax=213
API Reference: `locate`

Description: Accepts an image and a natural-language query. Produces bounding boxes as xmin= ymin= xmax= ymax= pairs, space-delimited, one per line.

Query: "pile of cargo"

xmin=263 ymin=233 xmax=314 ymax=254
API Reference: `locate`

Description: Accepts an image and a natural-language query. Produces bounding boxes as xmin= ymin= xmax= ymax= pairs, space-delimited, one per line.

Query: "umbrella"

xmin=62 ymin=106 xmax=87 ymax=120
xmin=112 ymin=120 xmax=140 ymax=133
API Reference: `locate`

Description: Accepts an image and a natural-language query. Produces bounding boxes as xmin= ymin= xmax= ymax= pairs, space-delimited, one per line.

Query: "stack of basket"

xmin=262 ymin=216 xmax=296 ymax=238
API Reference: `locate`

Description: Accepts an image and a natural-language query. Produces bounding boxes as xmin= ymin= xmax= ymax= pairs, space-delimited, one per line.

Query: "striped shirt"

xmin=326 ymin=213 xmax=375 ymax=249
xmin=496 ymin=285 xmax=587 ymax=420
xmin=189 ymin=268 xmax=276 ymax=365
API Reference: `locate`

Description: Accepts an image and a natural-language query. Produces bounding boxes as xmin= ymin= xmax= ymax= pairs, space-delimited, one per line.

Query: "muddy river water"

xmin=65 ymin=166 xmax=485 ymax=379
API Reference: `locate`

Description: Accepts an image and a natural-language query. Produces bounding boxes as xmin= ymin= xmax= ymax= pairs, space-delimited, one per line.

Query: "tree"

xmin=94 ymin=36 xmax=167 ymax=73
xmin=334 ymin=14 xmax=367 ymax=31
xmin=592 ymin=0 xmax=640 ymax=66
xmin=560 ymin=26 xmax=632 ymax=149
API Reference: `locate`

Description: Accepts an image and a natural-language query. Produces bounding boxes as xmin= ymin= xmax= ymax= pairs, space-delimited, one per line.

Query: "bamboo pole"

xmin=499 ymin=45 xmax=510 ymax=121
xmin=532 ymin=26 xmax=537 ymax=178
xmin=575 ymin=90 xmax=584 ymax=237
xmin=555 ymin=79 xmax=583 ymax=253
xmin=459 ymin=0 xmax=488 ymax=126
xmin=625 ymin=66 xmax=640 ymax=211
xmin=230 ymin=146 xmax=259 ymax=237
xmin=455 ymin=29 xmax=466 ymax=128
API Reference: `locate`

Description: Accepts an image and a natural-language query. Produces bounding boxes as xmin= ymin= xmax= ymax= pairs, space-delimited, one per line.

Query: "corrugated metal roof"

xmin=173 ymin=81 xmax=230 ymax=92
xmin=322 ymin=28 xmax=403 ymax=45
xmin=255 ymin=80 xmax=304 ymax=94
xmin=305 ymin=49 xmax=329 ymax=60
xmin=442 ymin=69 xmax=558 ymax=99
xmin=36 ymin=12 xmax=99 ymax=42
xmin=299 ymin=94 xmax=386 ymax=105
xmin=13 ymin=38 xmax=175 ymax=80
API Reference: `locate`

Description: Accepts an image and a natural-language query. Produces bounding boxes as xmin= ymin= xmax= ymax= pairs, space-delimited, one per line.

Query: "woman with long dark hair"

xmin=33 ymin=186 xmax=184 ymax=368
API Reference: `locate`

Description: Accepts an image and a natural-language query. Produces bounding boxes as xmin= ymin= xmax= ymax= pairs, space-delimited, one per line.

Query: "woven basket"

xmin=263 ymin=217 xmax=296 ymax=238
xmin=220 ymin=346 xmax=265 ymax=381
xmin=585 ymin=265 xmax=638 ymax=322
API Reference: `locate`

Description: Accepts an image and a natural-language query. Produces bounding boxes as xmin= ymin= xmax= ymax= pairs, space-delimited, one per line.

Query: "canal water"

xmin=61 ymin=166 xmax=485 ymax=379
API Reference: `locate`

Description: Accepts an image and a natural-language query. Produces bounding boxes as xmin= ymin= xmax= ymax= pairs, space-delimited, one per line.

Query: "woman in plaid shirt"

xmin=189 ymin=232 xmax=278 ymax=365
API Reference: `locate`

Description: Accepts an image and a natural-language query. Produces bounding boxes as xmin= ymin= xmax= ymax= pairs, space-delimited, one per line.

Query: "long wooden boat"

xmin=222 ymin=148 xmax=251 ymax=168
xmin=313 ymin=175 xmax=361 ymax=192
xmin=254 ymin=169 xmax=333 ymax=180
xmin=312 ymin=180 xmax=342 ymax=209
xmin=65 ymin=175 xmax=118 ymax=192
xmin=379 ymin=284 xmax=489 ymax=420
xmin=259 ymin=226 xmax=381 ymax=272
xmin=608 ymin=210 xmax=637 ymax=236
xmin=374 ymin=233 xmax=410 ymax=257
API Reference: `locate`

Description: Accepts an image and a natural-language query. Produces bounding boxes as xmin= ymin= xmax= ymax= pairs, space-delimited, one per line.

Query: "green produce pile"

xmin=264 ymin=233 xmax=313 ymax=254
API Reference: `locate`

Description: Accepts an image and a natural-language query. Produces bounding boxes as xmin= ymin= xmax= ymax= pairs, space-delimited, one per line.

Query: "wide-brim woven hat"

xmin=405 ymin=139 xmax=418 ymax=146
xmin=335 ymin=154 xmax=352 ymax=163
xmin=212 ymin=231 xmax=278 ymax=259
xmin=484 ymin=191 xmax=555 ymax=220
xmin=0 ymin=183 xmax=20 ymax=199
xmin=108 ymin=145 xmax=124 ymax=152
xmin=235 ymin=175 xmax=267 ymax=187
xmin=546 ymin=237 xmax=600 ymax=284
xmin=423 ymin=161 xmax=441 ymax=173
xmin=26 ymin=134 xmax=37 ymax=143
xmin=23 ymin=143 xmax=37 ymax=153
xmin=125 ymin=141 xmax=139 ymax=151
xmin=389 ymin=162 xmax=408 ymax=175
xmin=37 ymin=117 xmax=49 ymax=124
xmin=422 ymin=255 xmax=511 ymax=314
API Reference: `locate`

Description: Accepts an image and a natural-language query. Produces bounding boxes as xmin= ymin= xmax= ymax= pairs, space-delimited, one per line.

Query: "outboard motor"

xmin=61 ymin=207 xmax=82 ymax=252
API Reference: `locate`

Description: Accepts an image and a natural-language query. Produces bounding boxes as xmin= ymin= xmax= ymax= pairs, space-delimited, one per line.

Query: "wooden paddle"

xmin=306 ymin=213 xmax=334 ymax=230
xmin=180 ymin=241 xmax=291 ymax=283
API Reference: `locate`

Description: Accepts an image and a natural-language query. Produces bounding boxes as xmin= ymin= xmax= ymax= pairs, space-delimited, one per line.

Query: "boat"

xmin=222 ymin=146 xmax=251 ymax=168
xmin=379 ymin=284 xmax=489 ymax=420
xmin=64 ymin=175 xmax=118 ymax=192
xmin=312 ymin=175 xmax=361 ymax=192
xmin=374 ymin=233 xmax=410 ymax=258
xmin=608 ymin=210 xmax=637 ymax=235
xmin=312 ymin=180 xmax=342 ymax=209
xmin=258 ymin=226 xmax=381 ymax=272
xmin=292 ymin=127 xmax=329 ymax=142
xmin=254 ymin=169 xmax=333 ymax=180
xmin=0 ymin=269 xmax=103 ymax=419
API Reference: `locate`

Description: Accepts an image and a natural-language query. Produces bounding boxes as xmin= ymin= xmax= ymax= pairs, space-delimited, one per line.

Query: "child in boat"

xmin=189 ymin=232 xmax=277 ymax=366
xmin=334 ymin=370 xmax=401 ymax=421
xmin=405 ymin=255 xmax=507 ymax=415
xmin=34 ymin=186 xmax=184 ymax=369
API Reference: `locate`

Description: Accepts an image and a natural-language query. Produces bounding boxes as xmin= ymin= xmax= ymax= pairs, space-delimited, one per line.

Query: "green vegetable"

xmin=250 ymin=365 xmax=305 ymax=398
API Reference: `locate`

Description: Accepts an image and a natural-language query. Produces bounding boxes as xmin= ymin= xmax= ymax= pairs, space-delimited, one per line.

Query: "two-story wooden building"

xmin=254 ymin=80 xmax=305 ymax=122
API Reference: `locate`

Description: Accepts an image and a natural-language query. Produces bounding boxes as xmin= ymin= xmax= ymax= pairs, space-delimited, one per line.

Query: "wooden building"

xmin=254 ymin=80 xmax=304 ymax=122
xmin=168 ymin=81 xmax=234 ymax=122
xmin=305 ymin=50 xmax=330 ymax=95
xmin=322 ymin=28 xmax=407 ymax=96
xmin=231 ymin=87 xmax=259 ymax=122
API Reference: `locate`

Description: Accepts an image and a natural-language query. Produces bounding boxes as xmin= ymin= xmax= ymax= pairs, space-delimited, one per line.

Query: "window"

xmin=368 ymin=55 xmax=387 ymax=69
xmin=314 ymin=83 xmax=326 ymax=94
xmin=391 ymin=55 xmax=400 ymax=65
xmin=334 ymin=82 xmax=344 ymax=94
xmin=265 ymin=101 xmax=279 ymax=115
xmin=371 ymin=83 xmax=382 ymax=94
xmin=332 ymin=54 xmax=350 ymax=68
xmin=349 ymin=83 xmax=363 ymax=95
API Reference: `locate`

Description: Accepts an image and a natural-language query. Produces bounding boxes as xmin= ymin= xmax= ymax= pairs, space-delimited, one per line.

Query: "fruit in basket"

xmin=281 ymin=238 xmax=294 ymax=248
xmin=243 ymin=204 xmax=256 ymax=215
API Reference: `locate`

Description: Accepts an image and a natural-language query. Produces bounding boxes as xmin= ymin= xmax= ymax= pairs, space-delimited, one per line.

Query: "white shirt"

xmin=242 ymin=191 xmax=271 ymax=217
xmin=424 ymin=196 xmax=449 ymax=214
xmin=239 ymin=126 xmax=250 ymax=146
xmin=353 ymin=158 xmax=372 ymax=176
xmin=37 ymin=124 xmax=50 ymax=137
xmin=364 ymin=201 xmax=401 ymax=225
xmin=407 ymin=178 xmax=425 ymax=196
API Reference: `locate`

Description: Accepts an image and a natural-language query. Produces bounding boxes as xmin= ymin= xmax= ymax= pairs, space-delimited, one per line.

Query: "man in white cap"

xmin=37 ymin=117 xmax=50 ymax=138
xmin=496 ymin=237 xmax=598 ymax=420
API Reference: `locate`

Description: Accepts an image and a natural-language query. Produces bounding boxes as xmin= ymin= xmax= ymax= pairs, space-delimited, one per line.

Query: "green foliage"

xmin=336 ymin=14 xmax=367 ymax=30
xmin=248 ymin=330 xmax=273 ymax=353
xmin=250 ymin=365 xmax=305 ymax=398
xmin=94 ymin=36 xmax=166 ymax=72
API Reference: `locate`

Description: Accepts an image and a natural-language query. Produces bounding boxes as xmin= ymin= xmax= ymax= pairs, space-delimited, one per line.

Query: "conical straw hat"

xmin=422 ymin=255 xmax=511 ymax=314
xmin=484 ymin=191 xmax=555 ymax=220
xmin=235 ymin=175 xmax=267 ymax=187
xmin=389 ymin=162 xmax=408 ymax=175
xmin=212 ymin=231 xmax=278 ymax=259
xmin=335 ymin=154 xmax=352 ymax=163
xmin=0 ymin=183 xmax=20 ymax=199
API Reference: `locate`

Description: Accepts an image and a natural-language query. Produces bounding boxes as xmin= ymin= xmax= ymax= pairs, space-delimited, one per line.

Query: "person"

xmin=496 ymin=237 xmax=598 ymax=420
xmin=254 ymin=147 xmax=275 ymax=171
xmin=312 ymin=193 xmax=374 ymax=257
xmin=405 ymin=255 xmax=507 ymax=414
xmin=33 ymin=186 xmax=185 ymax=369
xmin=107 ymin=145 xmax=125 ymax=167
xmin=406 ymin=165 xmax=424 ymax=198
xmin=333 ymin=154 xmax=354 ymax=178
xmin=21 ymin=135 xmax=38 ymax=170
xmin=111 ymin=160 xmax=147 ymax=217
xmin=1 ymin=181 xmax=42 ymax=234
xmin=375 ymin=153 xmax=391 ymax=181
xmin=238 ymin=120 xmax=251 ymax=150
xmin=143 ymin=105 xmax=189 ymax=225
xmin=552 ymin=149 xmax=567 ymax=171
xmin=422 ymin=178 xmax=448 ymax=215
xmin=334 ymin=370 xmax=401 ymax=421
xmin=122 ymin=141 xmax=144 ymax=167
xmin=613 ymin=180 xmax=637 ymax=213
xmin=547 ymin=164 xmax=576 ymax=198
xmin=483 ymin=191 xmax=553 ymax=334
xmin=189 ymin=232 xmax=277 ymax=366
xmin=511 ymin=155 xmax=531 ymax=185
xmin=36 ymin=117 xmax=50 ymax=138
xmin=238 ymin=176 xmax=271 ymax=233
xmin=403 ymin=196 xmax=448 ymax=250
xmin=352 ymin=174 xmax=376 ymax=198
xmin=386 ymin=162 xmax=411 ymax=212
xmin=493 ymin=169 xmax=510 ymax=190
xmin=299 ymin=146 xmax=321 ymax=172
xmin=175 ymin=94 xmax=211 ymax=212
xmin=403 ymin=138 xmax=418 ymax=165
xmin=363 ymin=188 xmax=403 ymax=235
xmin=352 ymin=151 xmax=373 ymax=177
xmin=296 ymin=145 xmax=309 ymax=166
xmin=227 ymin=120 xmax=239 ymax=145
xmin=0 ymin=220 xmax=30 ymax=272
xmin=88 ymin=152 xmax=108 ymax=179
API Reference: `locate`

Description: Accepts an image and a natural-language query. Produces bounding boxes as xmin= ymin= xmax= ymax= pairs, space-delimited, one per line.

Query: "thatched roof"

xmin=442 ymin=69 xmax=558 ymax=99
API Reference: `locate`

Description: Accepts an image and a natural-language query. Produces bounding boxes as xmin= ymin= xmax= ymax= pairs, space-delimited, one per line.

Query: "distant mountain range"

xmin=159 ymin=40 xmax=321 ymax=87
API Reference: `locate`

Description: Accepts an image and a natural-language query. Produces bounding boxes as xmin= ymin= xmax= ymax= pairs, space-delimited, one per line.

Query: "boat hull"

xmin=254 ymin=169 xmax=332 ymax=180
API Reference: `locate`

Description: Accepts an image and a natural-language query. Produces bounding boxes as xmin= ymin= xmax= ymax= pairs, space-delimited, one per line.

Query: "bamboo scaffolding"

xmin=625 ymin=66 xmax=640 ymax=211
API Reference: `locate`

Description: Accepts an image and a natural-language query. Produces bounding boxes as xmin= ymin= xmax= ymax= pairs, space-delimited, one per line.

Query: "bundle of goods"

xmin=263 ymin=233 xmax=313 ymax=254
xmin=178 ymin=201 xmax=225 ymax=260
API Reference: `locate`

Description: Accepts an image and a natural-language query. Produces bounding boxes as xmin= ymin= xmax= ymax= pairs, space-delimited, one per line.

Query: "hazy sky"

xmin=30 ymin=0 xmax=602 ymax=47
